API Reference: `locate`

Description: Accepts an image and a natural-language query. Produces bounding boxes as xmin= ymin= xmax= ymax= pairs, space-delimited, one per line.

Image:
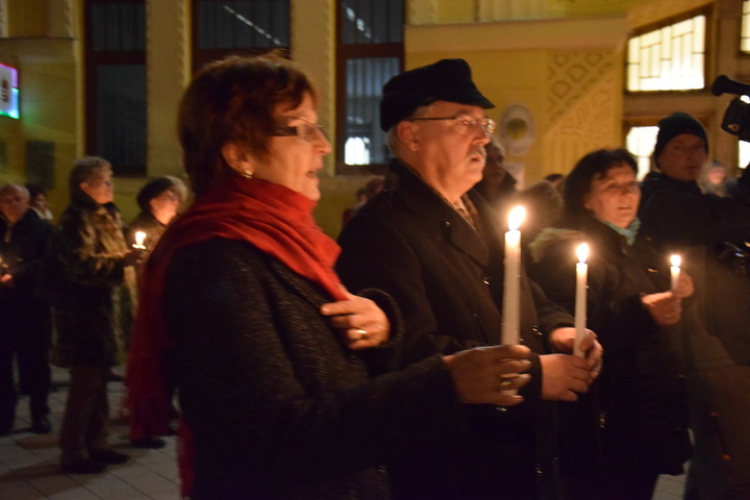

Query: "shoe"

xmin=131 ymin=437 xmax=166 ymax=449
xmin=61 ymin=458 xmax=106 ymax=474
xmin=31 ymin=417 xmax=52 ymax=434
xmin=89 ymin=449 xmax=129 ymax=465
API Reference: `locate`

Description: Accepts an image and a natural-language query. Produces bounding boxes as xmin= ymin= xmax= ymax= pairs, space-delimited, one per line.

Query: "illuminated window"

xmin=336 ymin=0 xmax=404 ymax=174
xmin=738 ymin=95 xmax=750 ymax=169
xmin=739 ymin=141 xmax=750 ymax=169
xmin=627 ymin=14 xmax=706 ymax=92
xmin=192 ymin=0 xmax=290 ymax=73
xmin=626 ymin=126 xmax=659 ymax=179
xmin=86 ymin=0 xmax=146 ymax=176
xmin=743 ymin=0 xmax=750 ymax=53
xmin=0 ymin=64 xmax=19 ymax=119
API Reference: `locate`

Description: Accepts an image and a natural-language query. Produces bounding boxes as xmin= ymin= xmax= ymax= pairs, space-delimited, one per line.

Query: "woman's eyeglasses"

xmin=273 ymin=117 xmax=327 ymax=142
xmin=409 ymin=114 xmax=497 ymax=136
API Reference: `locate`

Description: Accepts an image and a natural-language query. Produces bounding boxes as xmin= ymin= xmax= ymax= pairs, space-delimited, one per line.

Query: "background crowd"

xmin=1 ymin=53 xmax=749 ymax=500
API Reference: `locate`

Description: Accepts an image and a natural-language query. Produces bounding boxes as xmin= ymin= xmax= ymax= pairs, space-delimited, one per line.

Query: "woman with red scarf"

xmin=126 ymin=54 xmax=533 ymax=500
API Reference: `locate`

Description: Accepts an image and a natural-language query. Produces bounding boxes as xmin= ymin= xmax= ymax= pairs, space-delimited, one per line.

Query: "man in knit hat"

xmin=337 ymin=58 xmax=602 ymax=500
xmin=640 ymin=112 xmax=750 ymax=499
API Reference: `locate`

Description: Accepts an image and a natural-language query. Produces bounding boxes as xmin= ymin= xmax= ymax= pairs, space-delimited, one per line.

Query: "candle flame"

xmin=670 ymin=254 xmax=681 ymax=268
xmin=576 ymin=243 xmax=589 ymax=263
xmin=135 ymin=231 xmax=146 ymax=247
xmin=508 ymin=206 xmax=525 ymax=231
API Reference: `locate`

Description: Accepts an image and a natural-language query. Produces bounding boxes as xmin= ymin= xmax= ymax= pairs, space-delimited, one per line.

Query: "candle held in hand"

xmin=670 ymin=254 xmax=681 ymax=293
xmin=574 ymin=243 xmax=589 ymax=357
xmin=501 ymin=206 xmax=525 ymax=347
xmin=133 ymin=231 xmax=147 ymax=250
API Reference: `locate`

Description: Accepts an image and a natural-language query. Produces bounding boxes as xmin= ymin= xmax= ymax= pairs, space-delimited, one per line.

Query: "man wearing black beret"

xmin=640 ymin=112 xmax=750 ymax=499
xmin=337 ymin=58 xmax=602 ymax=500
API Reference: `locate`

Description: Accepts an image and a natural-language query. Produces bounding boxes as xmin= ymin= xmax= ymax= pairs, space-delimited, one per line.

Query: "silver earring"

xmin=240 ymin=169 xmax=254 ymax=179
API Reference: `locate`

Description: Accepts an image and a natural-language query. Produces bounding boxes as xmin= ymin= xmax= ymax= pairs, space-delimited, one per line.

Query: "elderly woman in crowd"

xmin=51 ymin=156 xmax=142 ymax=474
xmin=528 ymin=149 xmax=693 ymax=500
xmin=126 ymin=53 xmax=532 ymax=500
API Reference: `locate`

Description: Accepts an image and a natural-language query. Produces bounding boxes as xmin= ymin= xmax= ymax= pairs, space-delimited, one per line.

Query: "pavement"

xmin=0 ymin=367 xmax=687 ymax=500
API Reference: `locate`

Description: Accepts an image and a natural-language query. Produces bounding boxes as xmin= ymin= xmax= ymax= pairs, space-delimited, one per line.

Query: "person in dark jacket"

xmin=474 ymin=137 xmax=517 ymax=212
xmin=126 ymin=175 xmax=186 ymax=449
xmin=529 ymin=149 xmax=693 ymax=500
xmin=127 ymin=175 xmax=186 ymax=253
xmin=336 ymin=58 xmax=602 ymax=500
xmin=0 ymin=183 xmax=55 ymax=435
xmin=51 ymin=156 xmax=142 ymax=474
xmin=639 ymin=112 xmax=750 ymax=500
xmin=125 ymin=53 xmax=534 ymax=500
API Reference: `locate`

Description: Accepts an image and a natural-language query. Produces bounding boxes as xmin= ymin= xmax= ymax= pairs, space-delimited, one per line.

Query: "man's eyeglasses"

xmin=409 ymin=114 xmax=497 ymax=136
xmin=273 ymin=117 xmax=327 ymax=142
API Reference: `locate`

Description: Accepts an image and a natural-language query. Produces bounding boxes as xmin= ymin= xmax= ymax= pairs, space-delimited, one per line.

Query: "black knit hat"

xmin=654 ymin=112 xmax=708 ymax=160
xmin=379 ymin=58 xmax=494 ymax=132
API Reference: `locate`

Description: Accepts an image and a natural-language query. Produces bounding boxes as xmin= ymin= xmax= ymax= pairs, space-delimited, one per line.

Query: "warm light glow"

xmin=576 ymin=243 xmax=589 ymax=264
xmin=134 ymin=231 xmax=146 ymax=249
xmin=508 ymin=206 xmax=525 ymax=231
xmin=670 ymin=254 xmax=681 ymax=268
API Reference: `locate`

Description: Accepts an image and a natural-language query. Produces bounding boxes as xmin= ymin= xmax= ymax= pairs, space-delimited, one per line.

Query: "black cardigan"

xmin=164 ymin=237 xmax=466 ymax=500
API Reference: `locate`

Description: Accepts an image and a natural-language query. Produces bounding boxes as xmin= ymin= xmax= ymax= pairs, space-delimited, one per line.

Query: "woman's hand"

xmin=549 ymin=327 xmax=603 ymax=379
xmin=442 ymin=345 xmax=532 ymax=407
xmin=642 ymin=291 xmax=681 ymax=326
xmin=320 ymin=288 xmax=390 ymax=349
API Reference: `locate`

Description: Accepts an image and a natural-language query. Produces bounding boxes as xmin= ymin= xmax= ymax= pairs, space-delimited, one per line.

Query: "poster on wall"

xmin=0 ymin=63 xmax=19 ymax=119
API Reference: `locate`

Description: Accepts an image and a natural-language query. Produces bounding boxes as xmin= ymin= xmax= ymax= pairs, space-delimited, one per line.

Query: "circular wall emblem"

xmin=498 ymin=104 xmax=535 ymax=156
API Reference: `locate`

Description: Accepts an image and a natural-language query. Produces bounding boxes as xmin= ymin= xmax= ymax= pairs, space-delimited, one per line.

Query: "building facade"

xmin=0 ymin=0 xmax=747 ymax=236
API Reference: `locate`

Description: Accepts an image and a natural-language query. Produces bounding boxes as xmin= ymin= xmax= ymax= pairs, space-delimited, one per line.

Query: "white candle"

xmin=502 ymin=206 xmax=525 ymax=347
xmin=670 ymin=254 xmax=681 ymax=293
xmin=133 ymin=231 xmax=147 ymax=249
xmin=574 ymin=243 xmax=589 ymax=357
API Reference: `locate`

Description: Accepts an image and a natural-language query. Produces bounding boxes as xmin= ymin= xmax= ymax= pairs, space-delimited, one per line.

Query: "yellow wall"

xmin=0 ymin=16 xmax=79 ymax=220
xmin=0 ymin=0 xmax=746 ymax=236
xmin=405 ymin=17 xmax=627 ymax=185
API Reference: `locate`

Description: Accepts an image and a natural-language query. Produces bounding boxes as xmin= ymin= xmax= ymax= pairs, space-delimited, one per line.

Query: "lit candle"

xmin=670 ymin=254 xmax=681 ymax=293
xmin=502 ymin=206 xmax=525 ymax=347
xmin=133 ymin=231 xmax=147 ymax=250
xmin=574 ymin=243 xmax=589 ymax=357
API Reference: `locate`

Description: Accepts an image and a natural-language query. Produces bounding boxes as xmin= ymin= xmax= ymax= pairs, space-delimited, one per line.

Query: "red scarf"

xmin=125 ymin=175 xmax=347 ymax=496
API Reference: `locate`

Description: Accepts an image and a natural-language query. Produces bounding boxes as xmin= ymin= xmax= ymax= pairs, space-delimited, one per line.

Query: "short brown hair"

xmin=178 ymin=53 xmax=316 ymax=195
xmin=69 ymin=156 xmax=112 ymax=196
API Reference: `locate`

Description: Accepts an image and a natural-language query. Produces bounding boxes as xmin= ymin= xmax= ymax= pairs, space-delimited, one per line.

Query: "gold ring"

xmin=499 ymin=378 xmax=512 ymax=388
xmin=355 ymin=328 xmax=368 ymax=340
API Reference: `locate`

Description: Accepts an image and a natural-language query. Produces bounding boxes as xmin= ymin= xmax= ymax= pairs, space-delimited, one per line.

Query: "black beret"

xmin=379 ymin=58 xmax=494 ymax=132
xmin=654 ymin=112 xmax=708 ymax=160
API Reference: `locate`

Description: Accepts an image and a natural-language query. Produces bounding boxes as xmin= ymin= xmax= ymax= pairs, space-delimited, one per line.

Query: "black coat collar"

xmin=386 ymin=159 xmax=491 ymax=266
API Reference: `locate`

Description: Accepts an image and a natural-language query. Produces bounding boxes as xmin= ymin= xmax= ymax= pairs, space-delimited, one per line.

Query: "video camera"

xmin=713 ymin=75 xmax=750 ymax=142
